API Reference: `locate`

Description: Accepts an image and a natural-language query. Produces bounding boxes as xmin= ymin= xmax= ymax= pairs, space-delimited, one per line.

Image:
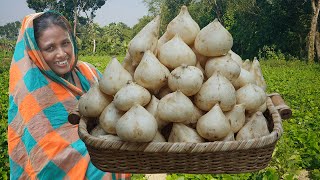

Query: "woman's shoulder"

xmin=77 ymin=60 xmax=101 ymax=73
xmin=77 ymin=60 xmax=96 ymax=69
xmin=76 ymin=60 xmax=102 ymax=79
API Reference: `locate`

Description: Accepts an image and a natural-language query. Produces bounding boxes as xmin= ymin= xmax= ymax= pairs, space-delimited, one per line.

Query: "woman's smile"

xmin=54 ymin=59 xmax=69 ymax=69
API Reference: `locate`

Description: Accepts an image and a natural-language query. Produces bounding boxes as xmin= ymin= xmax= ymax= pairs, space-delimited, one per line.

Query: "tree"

xmin=99 ymin=22 xmax=132 ymax=55
xmin=0 ymin=21 xmax=21 ymax=40
xmin=77 ymin=22 xmax=102 ymax=55
xmin=0 ymin=39 xmax=15 ymax=58
xmin=0 ymin=21 xmax=21 ymax=58
xmin=26 ymin=0 xmax=57 ymax=12
xmin=77 ymin=22 xmax=132 ymax=56
xmin=308 ymin=0 xmax=320 ymax=63
xmin=143 ymin=0 xmax=163 ymax=16
xmin=26 ymin=0 xmax=107 ymax=35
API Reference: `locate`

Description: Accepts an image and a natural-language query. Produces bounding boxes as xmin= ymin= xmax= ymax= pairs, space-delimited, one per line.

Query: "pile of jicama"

xmin=78 ymin=5 xmax=270 ymax=143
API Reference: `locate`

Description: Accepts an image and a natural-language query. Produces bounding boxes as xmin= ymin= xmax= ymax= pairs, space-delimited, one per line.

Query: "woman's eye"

xmin=63 ymin=41 xmax=71 ymax=46
xmin=45 ymin=46 xmax=54 ymax=52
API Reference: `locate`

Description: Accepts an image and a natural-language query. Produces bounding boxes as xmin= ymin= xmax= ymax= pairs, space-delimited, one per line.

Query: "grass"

xmin=79 ymin=55 xmax=125 ymax=72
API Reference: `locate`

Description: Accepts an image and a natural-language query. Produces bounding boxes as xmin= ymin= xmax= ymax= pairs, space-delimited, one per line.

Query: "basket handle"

xmin=268 ymin=93 xmax=292 ymax=120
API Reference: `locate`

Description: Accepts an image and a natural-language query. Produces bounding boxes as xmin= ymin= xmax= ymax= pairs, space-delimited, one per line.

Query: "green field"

xmin=1 ymin=56 xmax=319 ymax=179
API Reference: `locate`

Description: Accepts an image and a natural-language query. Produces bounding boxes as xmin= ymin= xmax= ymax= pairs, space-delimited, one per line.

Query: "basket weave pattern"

xmin=78 ymin=97 xmax=283 ymax=174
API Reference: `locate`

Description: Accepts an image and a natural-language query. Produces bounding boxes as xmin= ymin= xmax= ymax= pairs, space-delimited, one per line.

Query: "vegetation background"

xmin=1 ymin=0 xmax=320 ymax=179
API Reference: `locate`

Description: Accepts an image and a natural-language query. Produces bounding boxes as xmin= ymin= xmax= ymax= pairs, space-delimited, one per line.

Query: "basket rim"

xmin=78 ymin=97 xmax=283 ymax=153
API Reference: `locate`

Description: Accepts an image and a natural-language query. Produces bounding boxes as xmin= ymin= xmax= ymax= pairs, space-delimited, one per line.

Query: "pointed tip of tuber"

xmin=181 ymin=5 xmax=188 ymax=11
xmin=212 ymin=18 xmax=223 ymax=26
xmin=145 ymin=50 xmax=153 ymax=55
xmin=181 ymin=64 xmax=188 ymax=68
xmin=111 ymin=56 xmax=119 ymax=62
xmin=153 ymin=15 xmax=160 ymax=22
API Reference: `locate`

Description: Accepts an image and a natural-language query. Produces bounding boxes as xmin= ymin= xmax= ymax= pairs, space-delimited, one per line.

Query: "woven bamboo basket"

xmin=78 ymin=97 xmax=283 ymax=174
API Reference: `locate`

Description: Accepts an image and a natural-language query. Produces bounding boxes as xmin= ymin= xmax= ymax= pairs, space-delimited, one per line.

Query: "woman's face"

xmin=37 ymin=25 xmax=73 ymax=76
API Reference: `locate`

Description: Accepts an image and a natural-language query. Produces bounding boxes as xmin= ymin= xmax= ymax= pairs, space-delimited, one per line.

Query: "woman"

xmin=8 ymin=11 xmax=131 ymax=180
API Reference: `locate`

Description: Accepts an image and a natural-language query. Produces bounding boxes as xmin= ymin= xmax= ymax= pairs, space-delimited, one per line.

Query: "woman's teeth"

xmin=56 ymin=60 xmax=68 ymax=65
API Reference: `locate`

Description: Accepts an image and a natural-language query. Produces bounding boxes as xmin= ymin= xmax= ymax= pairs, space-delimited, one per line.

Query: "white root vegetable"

xmin=196 ymin=104 xmax=231 ymax=141
xmin=99 ymin=102 xmax=124 ymax=134
xmin=122 ymin=51 xmax=135 ymax=77
xmin=205 ymin=54 xmax=241 ymax=82
xmin=156 ymin=85 xmax=172 ymax=99
xmin=236 ymin=112 xmax=270 ymax=140
xmin=191 ymin=45 xmax=208 ymax=68
xmin=145 ymin=95 xmax=159 ymax=115
xmin=236 ymin=84 xmax=267 ymax=112
xmin=229 ymin=50 xmax=243 ymax=67
xmin=90 ymin=125 xmax=107 ymax=137
xmin=196 ymin=61 xmax=205 ymax=77
xmin=194 ymin=18 xmax=233 ymax=56
xmin=99 ymin=57 xmax=132 ymax=95
xmin=168 ymin=123 xmax=205 ymax=143
xmin=247 ymin=101 xmax=268 ymax=115
xmin=116 ymin=104 xmax=158 ymax=142
xmin=156 ymin=31 xmax=171 ymax=56
xmin=134 ymin=50 xmax=170 ymax=93
xmin=145 ymin=96 xmax=168 ymax=130
xmin=258 ymin=102 xmax=267 ymax=113
xmin=114 ymin=81 xmax=151 ymax=111
xmin=183 ymin=105 xmax=204 ymax=128
xmin=168 ymin=65 xmax=204 ymax=96
xmin=79 ymin=82 xmax=113 ymax=117
xmin=225 ymin=104 xmax=246 ymax=133
xmin=242 ymin=59 xmax=251 ymax=71
xmin=157 ymin=91 xmax=194 ymax=123
xmin=128 ymin=15 xmax=160 ymax=66
xmin=98 ymin=134 xmax=122 ymax=141
xmin=232 ymin=68 xmax=256 ymax=89
xmin=244 ymin=112 xmax=252 ymax=124
xmin=250 ymin=57 xmax=267 ymax=91
xmin=219 ymin=131 xmax=235 ymax=141
xmin=158 ymin=35 xmax=196 ymax=69
xmin=196 ymin=61 xmax=207 ymax=82
xmin=152 ymin=131 xmax=166 ymax=142
xmin=194 ymin=72 xmax=236 ymax=111
xmin=166 ymin=5 xmax=200 ymax=45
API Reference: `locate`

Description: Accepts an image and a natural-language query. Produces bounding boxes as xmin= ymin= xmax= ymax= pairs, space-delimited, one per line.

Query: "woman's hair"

xmin=33 ymin=11 xmax=69 ymax=43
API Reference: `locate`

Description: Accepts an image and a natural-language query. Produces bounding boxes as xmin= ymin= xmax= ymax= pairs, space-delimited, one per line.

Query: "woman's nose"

xmin=56 ymin=48 xmax=67 ymax=58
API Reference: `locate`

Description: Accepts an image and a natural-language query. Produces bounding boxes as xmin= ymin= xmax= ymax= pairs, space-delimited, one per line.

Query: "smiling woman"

xmin=7 ymin=11 xmax=131 ymax=180
xmin=34 ymin=14 xmax=73 ymax=77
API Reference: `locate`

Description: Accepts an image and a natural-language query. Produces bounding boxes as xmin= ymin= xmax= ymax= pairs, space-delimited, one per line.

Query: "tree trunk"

xmin=315 ymin=32 xmax=320 ymax=62
xmin=73 ymin=0 xmax=78 ymax=36
xmin=299 ymin=35 xmax=303 ymax=58
xmin=213 ymin=0 xmax=223 ymax=24
xmin=308 ymin=0 xmax=320 ymax=63
xmin=93 ymin=39 xmax=96 ymax=53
